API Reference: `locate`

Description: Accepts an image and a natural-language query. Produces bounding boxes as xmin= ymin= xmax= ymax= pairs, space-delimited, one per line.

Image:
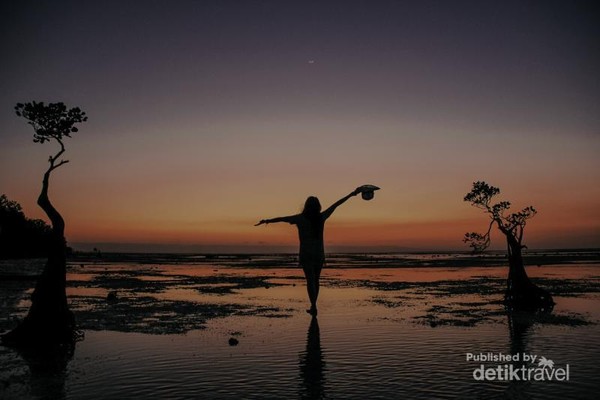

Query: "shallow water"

xmin=1 ymin=255 xmax=600 ymax=399
xmin=57 ymin=317 xmax=598 ymax=400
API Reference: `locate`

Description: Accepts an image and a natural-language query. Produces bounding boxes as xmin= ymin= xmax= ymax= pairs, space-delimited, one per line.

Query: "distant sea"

xmin=67 ymin=248 xmax=600 ymax=269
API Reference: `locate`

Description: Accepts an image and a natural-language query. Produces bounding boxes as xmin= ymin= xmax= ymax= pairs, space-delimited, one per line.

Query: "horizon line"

xmin=70 ymin=242 xmax=600 ymax=255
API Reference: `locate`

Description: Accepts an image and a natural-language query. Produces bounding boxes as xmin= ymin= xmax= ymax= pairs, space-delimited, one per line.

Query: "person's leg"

xmin=314 ymin=265 xmax=322 ymax=300
xmin=303 ymin=266 xmax=318 ymax=315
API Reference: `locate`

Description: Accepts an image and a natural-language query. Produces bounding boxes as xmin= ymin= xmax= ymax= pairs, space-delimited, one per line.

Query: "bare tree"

xmin=2 ymin=102 xmax=87 ymax=346
xmin=464 ymin=181 xmax=553 ymax=310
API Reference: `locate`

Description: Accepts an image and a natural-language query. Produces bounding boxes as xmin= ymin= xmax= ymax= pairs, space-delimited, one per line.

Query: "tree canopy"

xmin=15 ymin=101 xmax=87 ymax=144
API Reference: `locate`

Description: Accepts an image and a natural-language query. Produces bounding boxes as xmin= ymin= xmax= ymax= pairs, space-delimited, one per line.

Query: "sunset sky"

xmin=1 ymin=1 xmax=598 ymax=252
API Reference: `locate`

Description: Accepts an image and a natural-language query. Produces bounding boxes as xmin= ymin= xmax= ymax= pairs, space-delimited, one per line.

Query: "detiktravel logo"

xmin=466 ymin=353 xmax=570 ymax=381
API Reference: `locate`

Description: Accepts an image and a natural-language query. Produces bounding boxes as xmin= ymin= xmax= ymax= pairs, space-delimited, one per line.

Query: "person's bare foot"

xmin=306 ymin=306 xmax=318 ymax=316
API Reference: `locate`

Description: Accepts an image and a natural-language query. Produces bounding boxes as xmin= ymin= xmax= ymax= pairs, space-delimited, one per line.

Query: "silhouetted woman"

xmin=256 ymin=188 xmax=360 ymax=316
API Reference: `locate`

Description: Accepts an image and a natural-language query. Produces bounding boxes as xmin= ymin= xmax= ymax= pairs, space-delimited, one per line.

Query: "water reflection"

xmin=16 ymin=342 xmax=75 ymax=400
xmin=504 ymin=308 xmax=553 ymax=398
xmin=508 ymin=311 xmax=534 ymax=356
xmin=299 ymin=317 xmax=326 ymax=399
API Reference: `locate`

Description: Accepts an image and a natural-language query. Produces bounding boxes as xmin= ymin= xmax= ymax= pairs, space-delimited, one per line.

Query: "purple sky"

xmin=1 ymin=1 xmax=598 ymax=251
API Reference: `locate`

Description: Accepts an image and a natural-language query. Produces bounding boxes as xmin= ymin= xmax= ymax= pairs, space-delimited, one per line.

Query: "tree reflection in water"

xmin=16 ymin=342 xmax=76 ymax=400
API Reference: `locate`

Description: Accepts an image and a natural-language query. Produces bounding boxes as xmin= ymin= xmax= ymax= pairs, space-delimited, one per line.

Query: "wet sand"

xmin=1 ymin=252 xmax=599 ymax=399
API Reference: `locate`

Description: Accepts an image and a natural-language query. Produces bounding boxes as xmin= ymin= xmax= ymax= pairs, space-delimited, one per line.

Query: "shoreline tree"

xmin=0 ymin=194 xmax=52 ymax=258
xmin=2 ymin=102 xmax=87 ymax=346
xmin=463 ymin=181 xmax=554 ymax=311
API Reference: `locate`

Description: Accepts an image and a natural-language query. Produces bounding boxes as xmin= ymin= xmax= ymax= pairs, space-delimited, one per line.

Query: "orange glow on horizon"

xmin=61 ymin=213 xmax=599 ymax=251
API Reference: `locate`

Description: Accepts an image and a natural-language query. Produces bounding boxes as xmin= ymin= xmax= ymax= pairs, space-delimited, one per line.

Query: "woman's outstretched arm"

xmin=322 ymin=188 xmax=361 ymax=220
xmin=255 ymin=214 xmax=300 ymax=226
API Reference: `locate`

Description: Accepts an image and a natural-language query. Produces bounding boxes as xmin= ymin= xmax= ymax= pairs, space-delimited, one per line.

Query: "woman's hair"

xmin=302 ymin=196 xmax=323 ymax=237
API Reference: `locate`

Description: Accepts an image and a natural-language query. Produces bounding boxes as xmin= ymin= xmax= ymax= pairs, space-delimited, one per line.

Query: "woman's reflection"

xmin=299 ymin=316 xmax=326 ymax=399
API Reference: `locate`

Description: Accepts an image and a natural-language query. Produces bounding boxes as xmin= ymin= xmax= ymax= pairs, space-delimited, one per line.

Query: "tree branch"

xmin=49 ymin=159 xmax=69 ymax=172
xmin=45 ymin=138 xmax=69 ymax=173
xmin=517 ymin=224 xmax=524 ymax=244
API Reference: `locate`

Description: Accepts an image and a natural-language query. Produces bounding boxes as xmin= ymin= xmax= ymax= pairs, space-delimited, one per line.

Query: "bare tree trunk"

xmin=504 ymin=237 xmax=553 ymax=311
xmin=2 ymin=169 xmax=75 ymax=345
